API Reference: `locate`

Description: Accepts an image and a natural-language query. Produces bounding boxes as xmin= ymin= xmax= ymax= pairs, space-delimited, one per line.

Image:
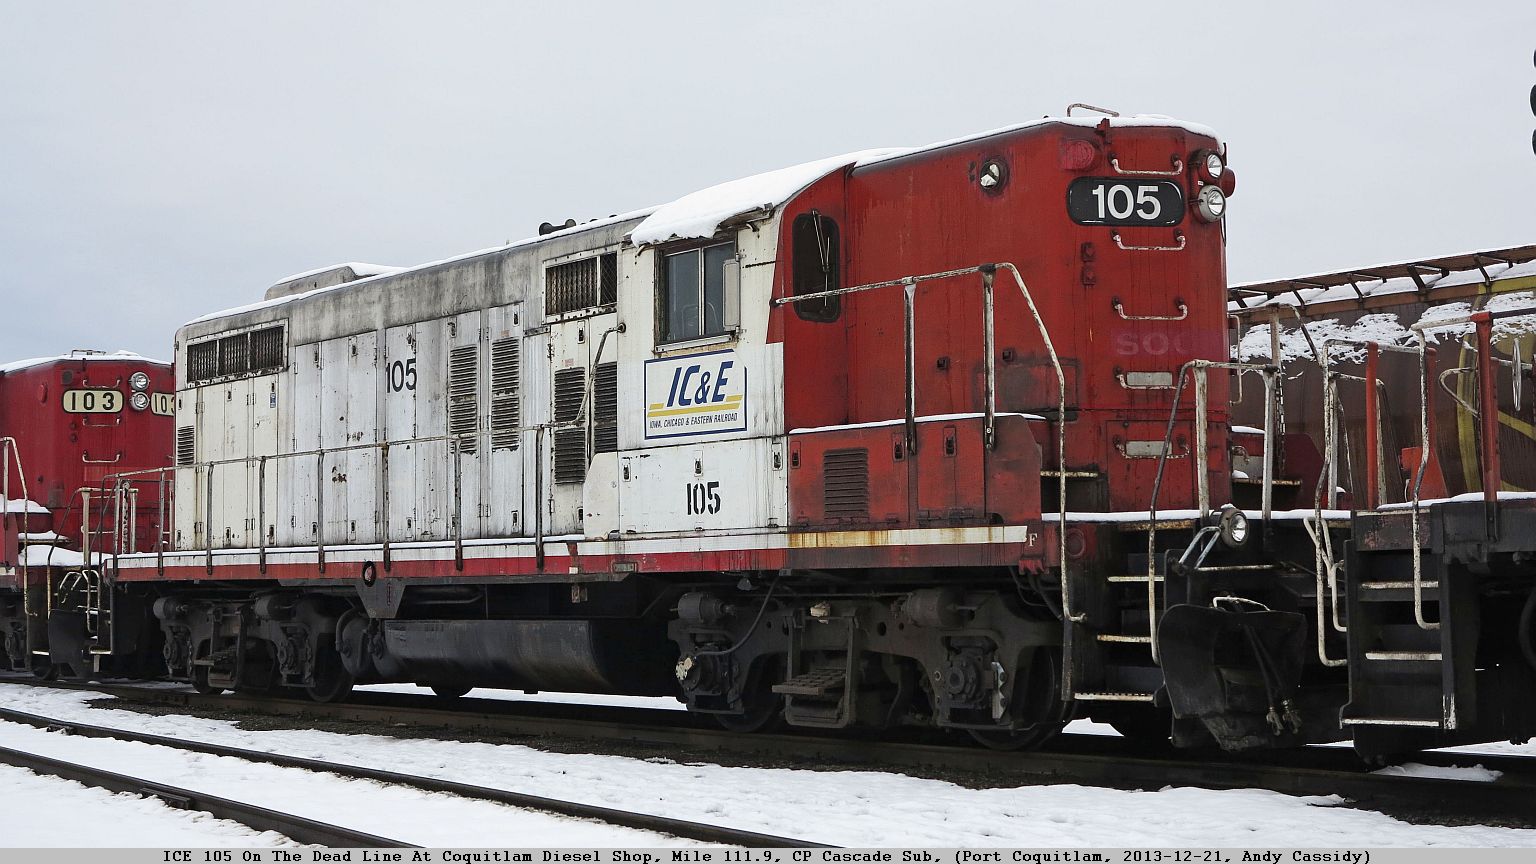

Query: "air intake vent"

xmin=187 ymin=342 xmax=218 ymax=383
xmin=822 ymin=448 xmax=869 ymax=522
xmin=553 ymin=367 xmax=586 ymax=483
xmin=447 ymin=345 xmax=480 ymax=454
xmin=593 ymin=362 xmax=618 ymax=454
xmin=599 ymin=253 xmax=618 ymax=305
xmin=176 ymin=427 xmax=196 ymax=466
xmin=489 ymin=336 xmax=521 ymax=450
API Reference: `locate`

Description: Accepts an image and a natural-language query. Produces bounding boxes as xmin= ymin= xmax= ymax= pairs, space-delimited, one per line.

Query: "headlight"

xmin=129 ymin=371 xmax=150 ymax=391
xmin=1195 ymin=185 xmax=1227 ymax=222
xmin=1200 ymin=150 xmax=1224 ymax=181
xmin=1219 ymin=506 xmax=1249 ymax=548
xmin=129 ymin=392 xmax=150 ymax=411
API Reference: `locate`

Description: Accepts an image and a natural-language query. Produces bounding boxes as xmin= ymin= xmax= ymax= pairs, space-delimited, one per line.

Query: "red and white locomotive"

xmin=91 ymin=109 xmax=1273 ymax=749
xmin=0 ymin=350 xmax=173 ymax=676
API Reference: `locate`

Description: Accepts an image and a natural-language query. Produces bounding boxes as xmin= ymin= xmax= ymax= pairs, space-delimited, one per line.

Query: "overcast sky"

xmin=2 ymin=2 xmax=1533 ymax=362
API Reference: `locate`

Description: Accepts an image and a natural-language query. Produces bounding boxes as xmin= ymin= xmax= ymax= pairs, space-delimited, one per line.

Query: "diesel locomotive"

xmin=17 ymin=109 xmax=1534 ymax=759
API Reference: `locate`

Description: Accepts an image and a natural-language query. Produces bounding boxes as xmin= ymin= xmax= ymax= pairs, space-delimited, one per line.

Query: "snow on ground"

xmin=0 ymin=764 xmax=294 ymax=847
xmin=1 ymin=683 xmax=1533 ymax=847
xmin=0 ymin=713 xmax=697 ymax=847
xmin=1373 ymin=763 xmax=1503 ymax=782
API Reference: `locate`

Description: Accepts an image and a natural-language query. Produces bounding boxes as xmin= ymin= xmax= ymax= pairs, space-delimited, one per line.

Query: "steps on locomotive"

xmin=1341 ymin=547 xmax=1471 ymax=732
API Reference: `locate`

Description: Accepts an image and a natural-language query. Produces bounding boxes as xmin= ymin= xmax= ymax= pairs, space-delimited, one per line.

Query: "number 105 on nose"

xmin=1067 ymin=177 xmax=1184 ymax=226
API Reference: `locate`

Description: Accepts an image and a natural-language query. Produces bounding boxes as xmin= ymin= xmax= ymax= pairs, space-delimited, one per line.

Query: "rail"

xmin=0 ymin=703 xmax=828 ymax=847
xmin=773 ymin=261 xmax=1075 ymax=629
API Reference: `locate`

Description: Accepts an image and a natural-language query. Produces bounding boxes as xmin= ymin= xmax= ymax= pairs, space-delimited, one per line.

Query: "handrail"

xmin=1144 ymin=360 xmax=1278 ymax=664
xmin=1112 ymin=298 xmax=1188 ymax=322
xmin=775 ymin=261 xmax=1076 ymax=650
xmin=104 ymin=347 xmax=618 ymax=574
xmin=1 ymin=438 xmax=35 ymax=661
xmin=1314 ymin=336 xmax=1436 ymax=637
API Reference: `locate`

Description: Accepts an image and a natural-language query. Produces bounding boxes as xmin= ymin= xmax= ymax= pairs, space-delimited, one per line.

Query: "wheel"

xmin=30 ymin=660 xmax=59 ymax=682
xmin=966 ymin=647 xmax=1073 ymax=752
xmin=191 ymin=665 xmax=226 ymax=695
xmin=430 ymin=683 xmax=472 ymax=699
xmin=714 ymin=658 xmax=784 ymax=734
xmin=304 ymin=645 xmax=354 ymax=703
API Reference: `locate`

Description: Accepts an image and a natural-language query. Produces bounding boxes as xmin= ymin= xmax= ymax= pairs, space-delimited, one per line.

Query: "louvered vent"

xmin=546 ymin=257 xmax=600 ymax=316
xmin=249 ymin=326 xmax=285 ymax=371
xmin=822 ymin=448 xmax=869 ymax=522
xmin=553 ymin=367 xmax=586 ymax=483
xmin=176 ymin=426 xmax=196 ymax=466
xmin=489 ymin=336 xmax=521 ymax=450
xmin=447 ymin=345 xmax=480 ymax=454
xmin=187 ymin=342 xmax=218 ymax=382
xmin=593 ymin=362 xmax=618 ymax=454
xmin=218 ymin=333 xmax=248 ymax=377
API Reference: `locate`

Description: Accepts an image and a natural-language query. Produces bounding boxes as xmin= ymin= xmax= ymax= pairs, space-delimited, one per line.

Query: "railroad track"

xmin=7 ymin=675 xmax=1536 ymax=828
xmin=0 ymin=700 xmax=828 ymax=848
xmin=0 ymin=743 xmax=410 ymax=847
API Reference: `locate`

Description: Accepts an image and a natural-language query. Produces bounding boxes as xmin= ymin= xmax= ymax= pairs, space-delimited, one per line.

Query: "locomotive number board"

xmin=61 ymin=388 xmax=122 ymax=413
xmin=1067 ymin=178 xmax=1184 ymax=227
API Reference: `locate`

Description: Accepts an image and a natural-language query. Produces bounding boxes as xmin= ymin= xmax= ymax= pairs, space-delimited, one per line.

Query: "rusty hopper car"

xmin=0 ymin=350 xmax=174 ymax=677
xmin=91 ymin=109 xmax=1384 ymax=753
xmin=1231 ymin=246 xmax=1536 ymax=757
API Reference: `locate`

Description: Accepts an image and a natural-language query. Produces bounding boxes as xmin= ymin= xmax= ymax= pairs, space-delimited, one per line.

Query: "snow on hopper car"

xmin=102 ymin=109 xmax=1309 ymax=750
xmin=1230 ymin=246 xmax=1536 ymax=758
xmin=0 ymin=350 xmax=174 ymax=677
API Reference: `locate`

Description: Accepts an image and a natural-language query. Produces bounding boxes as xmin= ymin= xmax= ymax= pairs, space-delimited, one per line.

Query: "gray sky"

xmin=2 ymin=2 xmax=1533 ymax=361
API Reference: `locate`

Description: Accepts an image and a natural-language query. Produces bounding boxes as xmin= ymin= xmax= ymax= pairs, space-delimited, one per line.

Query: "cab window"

xmin=661 ymin=241 xmax=735 ymax=342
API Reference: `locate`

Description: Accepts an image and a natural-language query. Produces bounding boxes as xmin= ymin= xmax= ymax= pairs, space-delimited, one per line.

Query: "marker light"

xmin=1059 ymin=139 xmax=1100 ymax=171
xmin=1195 ymin=185 xmax=1227 ymax=222
xmin=130 ymin=391 xmax=150 ymax=411
xmin=129 ymin=371 xmax=150 ymax=391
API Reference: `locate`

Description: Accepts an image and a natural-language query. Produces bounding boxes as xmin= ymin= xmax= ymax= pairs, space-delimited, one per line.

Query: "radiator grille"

xmin=176 ymin=426 xmax=196 ymax=466
xmin=447 ymin=345 xmax=480 ymax=454
xmin=249 ymin=326 xmax=285 ymax=371
xmin=553 ymin=367 xmax=586 ymax=483
xmin=822 ymin=448 xmax=869 ymax=522
xmin=187 ymin=342 xmax=218 ymax=382
xmin=593 ymin=362 xmax=618 ymax=454
xmin=545 ymin=253 xmax=618 ymax=316
xmin=217 ymin=334 xmax=248 ymax=377
xmin=489 ymin=336 xmax=521 ymax=450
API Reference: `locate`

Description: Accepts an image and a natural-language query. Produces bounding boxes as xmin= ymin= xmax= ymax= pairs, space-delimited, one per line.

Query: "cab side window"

xmin=660 ymin=241 xmax=736 ymax=343
xmin=791 ymin=212 xmax=841 ymax=323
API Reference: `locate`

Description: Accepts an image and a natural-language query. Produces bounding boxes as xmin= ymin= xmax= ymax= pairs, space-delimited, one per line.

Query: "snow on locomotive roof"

xmin=0 ymin=350 xmax=167 ymax=375
xmin=631 ymin=114 xmax=1219 ymax=244
xmin=1230 ymin=244 xmax=1536 ymax=311
xmin=271 ymin=262 xmax=403 ymax=284
xmin=629 ymin=149 xmax=901 ymax=245
xmin=184 ymin=206 xmax=658 ymax=327
xmin=188 ymin=113 xmax=1221 ymax=327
